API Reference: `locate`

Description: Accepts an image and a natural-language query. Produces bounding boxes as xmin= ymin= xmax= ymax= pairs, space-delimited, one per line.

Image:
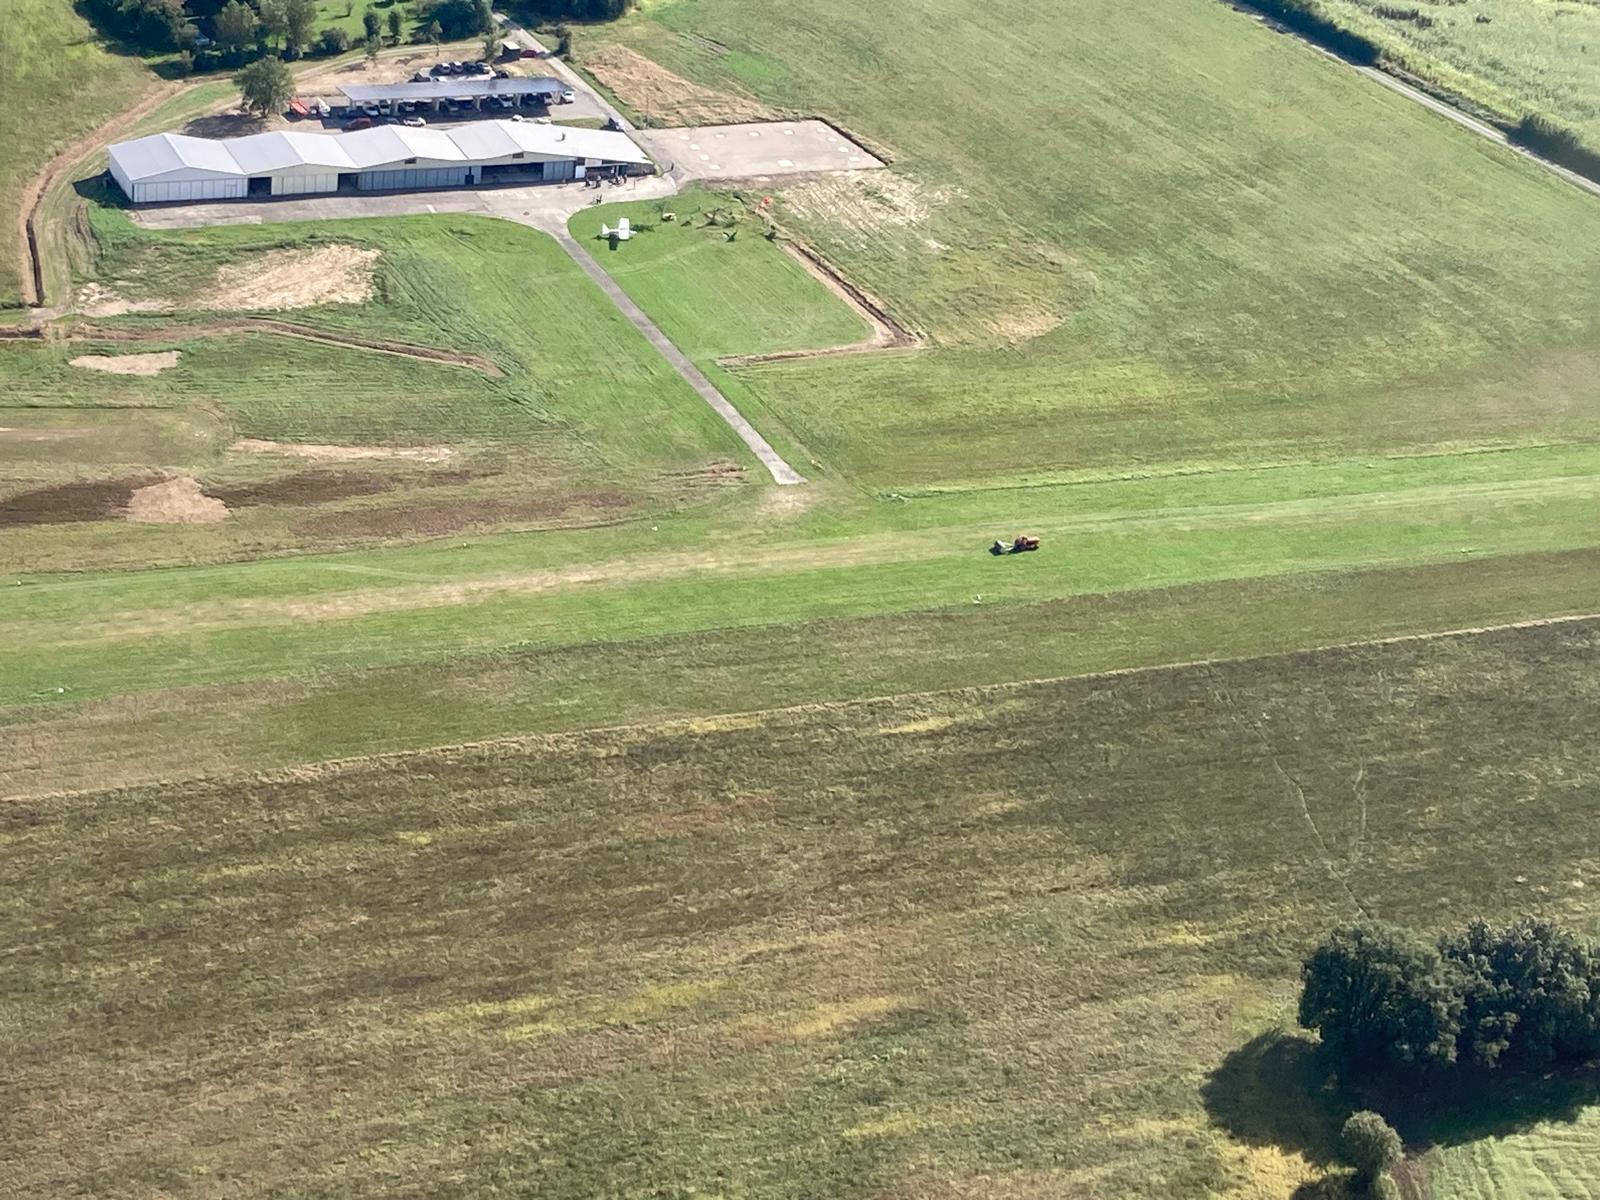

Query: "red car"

xmin=344 ymin=116 xmax=374 ymax=131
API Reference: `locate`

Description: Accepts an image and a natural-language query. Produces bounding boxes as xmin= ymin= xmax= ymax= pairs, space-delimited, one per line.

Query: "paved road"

xmin=492 ymin=14 xmax=635 ymax=132
xmin=537 ymin=217 xmax=806 ymax=485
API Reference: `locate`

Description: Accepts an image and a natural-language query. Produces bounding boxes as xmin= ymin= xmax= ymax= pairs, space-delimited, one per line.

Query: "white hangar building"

xmin=107 ymin=121 xmax=653 ymax=204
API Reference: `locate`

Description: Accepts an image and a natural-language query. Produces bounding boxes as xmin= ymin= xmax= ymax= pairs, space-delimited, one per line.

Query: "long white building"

xmin=108 ymin=120 xmax=653 ymax=204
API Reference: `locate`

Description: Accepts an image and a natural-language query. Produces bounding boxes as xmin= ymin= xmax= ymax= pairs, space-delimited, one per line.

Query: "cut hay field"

xmin=582 ymin=0 xmax=1600 ymax=492
xmin=1317 ymin=0 xmax=1600 ymax=145
xmin=9 ymin=622 xmax=1600 ymax=1198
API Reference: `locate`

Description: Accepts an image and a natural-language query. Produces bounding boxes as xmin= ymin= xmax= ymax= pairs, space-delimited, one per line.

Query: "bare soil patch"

xmin=200 ymin=246 xmax=380 ymax=311
xmin=125 ymin=476 xmax=228 ymax=524
xmin=231 ymin=438 xmax=454 ymax=463
xmin=583 ymin=45 xmax=775 ymax=126
xmin=779 ymin=172 xmax=957 ymax=247
xmin=980 ymin=309 xmax=1064 ymax=345
xmin=208 ymin=471 xmax=401 ymax=508
xmin=0 ymin=477 xmax=155 ymax=527
xmin=69 ymin=350 xmax=180 ymax=376
xmin=75 ymin=282 xmax=165 ymax=317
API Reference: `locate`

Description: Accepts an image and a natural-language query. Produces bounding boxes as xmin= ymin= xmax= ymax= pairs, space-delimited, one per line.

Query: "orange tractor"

xmin=990 ymin=535 xmax=1040 ymax=556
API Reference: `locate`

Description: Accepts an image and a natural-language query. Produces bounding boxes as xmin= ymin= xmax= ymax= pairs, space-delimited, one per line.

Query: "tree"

xmin=319 ymin=25 xmax=350 ymax=52
xmin=386 ymin=6 xmax=403 ymax=44
xmin=1341 ymin=1111 xmax=1402 ymax=1196
xmin=362 ymin=7 xmax=382 ymax=43
xmin=365 ymin=35 xmax=380 ymax=63
xmin=1443 ymin=919 xmax=1600 ymax=1069
xmin=213 ymin=0 xmax=260 ymax=59
xmin=285 ymin=0 xmax=318 ymax=51
xmin=259 ymin=0 xmax=290 ymax=46
xmin=426 ymin=19 xmax=441 ymax=48
xmin=235 ymin=55 xmax=295 ymax=116
xmin=482 ymin=28 xmax=498 ymax=63
xmin=1298 ymin=922 xmax=1462 ymax=1075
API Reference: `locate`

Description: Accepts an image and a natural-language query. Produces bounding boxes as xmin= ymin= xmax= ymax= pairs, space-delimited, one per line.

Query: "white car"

xmin=402 ymin=116 xmax=426 ymax=127
xmin=560 ymin=88 xmax=575 ymax=103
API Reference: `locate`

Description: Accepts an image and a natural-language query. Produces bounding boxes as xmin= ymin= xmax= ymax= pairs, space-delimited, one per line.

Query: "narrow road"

xmin=541 ymin=218 xmax=807 ymax=485
xmin=491 ymin=14 xmax=635 ymax=132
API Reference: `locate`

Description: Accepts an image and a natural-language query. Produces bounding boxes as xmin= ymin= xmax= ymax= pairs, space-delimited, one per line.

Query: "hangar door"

xmin=356 ymin=167 xmax=471 ymax=191
xmin=132 ymin=177 xmax=248 ymax=203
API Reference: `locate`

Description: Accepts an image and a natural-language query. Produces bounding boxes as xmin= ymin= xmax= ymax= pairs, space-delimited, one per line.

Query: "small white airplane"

xmin=600 ymin=216 xmax=631 ymax=241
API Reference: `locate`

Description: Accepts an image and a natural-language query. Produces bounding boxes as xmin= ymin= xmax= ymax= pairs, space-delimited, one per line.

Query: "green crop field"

xmin=9 ymin=0 xmax=1600 ymax=1193
xmin=1317 ymin=0 xmax=1600 ymax=145
xmin=9 ymin=622 xmax=1600 ymax=1198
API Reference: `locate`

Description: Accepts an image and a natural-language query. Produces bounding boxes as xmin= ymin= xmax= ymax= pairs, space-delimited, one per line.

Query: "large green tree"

xmin=285 ymin=0 xmax=318 ymax=51
xmin=236 ymin=55 xmax=295 ymax=116
xmin=1341 ymin=1111 xmax=1402 ymax=1196
xmin=213 ymin=0 xmax=260 ymax=58
xmin=1298 ymin=922 xmax=1463 ymax=1074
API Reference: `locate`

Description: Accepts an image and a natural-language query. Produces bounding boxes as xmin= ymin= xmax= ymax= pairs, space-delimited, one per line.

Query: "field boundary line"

xmin=716 ymin=237 xmax=924 ymax=369
xmin=14 ymin=607 xmax=1600 ymax=803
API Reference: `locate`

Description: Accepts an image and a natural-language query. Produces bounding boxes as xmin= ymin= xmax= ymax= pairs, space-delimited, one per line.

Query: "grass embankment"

xmin=581 ymin=0 xmax=1600 ymax=492
xmin=8 ymin=621 xmax=1600 ymax=1197
xmin=0 ymin=0 xmax=154 ymax=306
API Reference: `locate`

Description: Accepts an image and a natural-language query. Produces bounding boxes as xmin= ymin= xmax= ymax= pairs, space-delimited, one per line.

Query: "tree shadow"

xmin=181 ymin=112 xmax=265 ymax=139
xmin=1204 ymin=1029 xmax=1600 ymax=1165
xmin=73 ymin=173 xmax=129 ymax=210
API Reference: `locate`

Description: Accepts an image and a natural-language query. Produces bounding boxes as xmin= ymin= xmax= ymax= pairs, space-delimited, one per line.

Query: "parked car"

xmin=345 ymin=116 xmax=374 ymax=130
xmin=411 ymin=71 xmax=430 ymax=82
xmin=361 ymin=104 xmax=381 ymax=117
xmin=492 ymin=68 xmax=510 ymax=78
xmin=402 ymin=116 xmax=426 ymax=127
xmin=509 ymin=113 xmax=525 ymax=122
xmin=559 ymin=88 xmax=575 ymax=103
xmin=493 ymin=96 xmax=514 ymax=109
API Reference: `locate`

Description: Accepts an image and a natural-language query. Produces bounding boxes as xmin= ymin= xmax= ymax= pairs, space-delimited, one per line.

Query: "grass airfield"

xmin=8 ymin=0 xmax=1600 ymax=1195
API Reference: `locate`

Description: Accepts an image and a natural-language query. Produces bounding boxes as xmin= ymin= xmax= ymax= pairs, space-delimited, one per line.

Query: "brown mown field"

xmin=7 ymin=619 xmax=1600 ymax=1198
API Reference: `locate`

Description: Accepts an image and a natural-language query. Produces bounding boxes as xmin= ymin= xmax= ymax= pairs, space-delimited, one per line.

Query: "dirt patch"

xmin=75 ymin=283 xmax=166 ymax=318
xmin=69 ymin=350 xmax=180 ymax=376
xmin=180 ymin=112 xmax=268 ymax=139
xmin=125 ymin=476 xmax=228 ymax=524
xmin=200 ymin=246 xmax=380 ymax=312
xmin=208 ymin=471 xmax=401 ymax=508
xmin=0 ymin=477 xmax=155 ymax=527
xmin=0 ymin=425 xmax=93 ymax=443
xmin=231 ymin=438 xmax=455 ymax=463
xmin=583 ymin=45 xmax=775 ymax=126
xmin=980 ymin=310 xmax=1064 ymax=345
xmin=294 ymin=491 xmax=633 ymax=540
xmin=779 ymin=172 xmax=957 ymax=247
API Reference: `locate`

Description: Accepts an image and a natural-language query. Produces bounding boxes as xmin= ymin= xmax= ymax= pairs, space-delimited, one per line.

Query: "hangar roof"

xmin=109 ymin=120 xmax=651 ymax=185
xmin=339 ymin=76 xmax=564 ymax=103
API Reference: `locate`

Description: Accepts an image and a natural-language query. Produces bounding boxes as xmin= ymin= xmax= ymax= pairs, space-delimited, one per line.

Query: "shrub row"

xmin=1242 ymin=0 xmax=1382 ymax=65
xmin=1511 ymin=114 xmax=1600 ymax=187
xmin=1300 ymin=918 xmax=1600 ymax=1079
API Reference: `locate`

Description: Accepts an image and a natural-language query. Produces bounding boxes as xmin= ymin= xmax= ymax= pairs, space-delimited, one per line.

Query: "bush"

xmin=319 ymin=26 xmax=351 ymax=53
xmin=1244 ymin=0 xmax=1382 ymax=66
xmin=1298 ymin=922 xmax=1462 ymax=1075
xmin=1342 ymin=1111 xmax=1402 ymax=1194
xmin=1301 ymin=917 xmax=1600 ymax=1081
xmin=1511 ymin=114 xmax=1600 ymax=185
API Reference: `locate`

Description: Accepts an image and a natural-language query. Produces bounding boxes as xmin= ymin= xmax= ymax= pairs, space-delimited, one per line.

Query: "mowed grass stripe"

xmin=6 ymin=547 xmax=1600 ymax=798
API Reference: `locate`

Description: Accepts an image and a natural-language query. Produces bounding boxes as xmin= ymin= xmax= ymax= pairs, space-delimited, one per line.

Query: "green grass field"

xmin=582 ymin=0 xmax=1600 ymax=492
xmin=1317 ymin=0 xmax=1600 ymax=144
xmin=9 ymin=621 xmax=1600 ymax=1197
xmin=8 ymin=0 xmax=1600 ymax=1193
xmin=0 ymin=0 xmax=155 ymax=306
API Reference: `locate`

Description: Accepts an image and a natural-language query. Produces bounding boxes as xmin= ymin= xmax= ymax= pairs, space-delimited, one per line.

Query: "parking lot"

xmin=634 ymin=121 xmax=884 ymax=182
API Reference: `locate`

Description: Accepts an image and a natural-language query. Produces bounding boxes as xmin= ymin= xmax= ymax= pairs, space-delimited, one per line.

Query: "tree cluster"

xmin=416 ymin=0 xmax=493 ymax=41
xmin=86 ymin=0 xmax=405 ymax=61
xmin=521 ymin=0 xmax=629 ymax=20
xmin=1299 ymin=918 xmax=1600 ymax=1079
